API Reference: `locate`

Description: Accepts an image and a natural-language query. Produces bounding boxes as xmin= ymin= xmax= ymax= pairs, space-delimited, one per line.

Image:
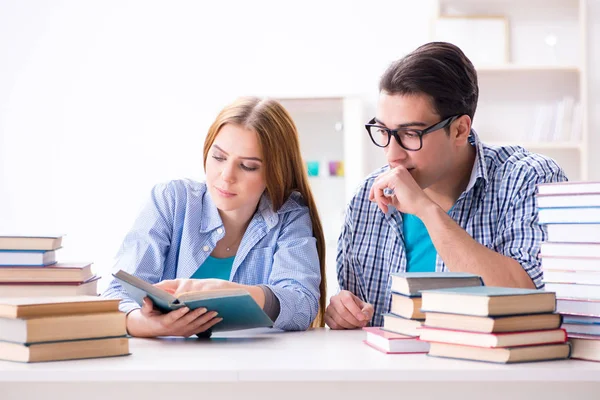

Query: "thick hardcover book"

xmin=420 ymin=286 xmax=556 ymax=316
xmin=113 ymin=270 xmax=273 ymax=332
xmin=390 ymin=272 xmax=483 ymax=297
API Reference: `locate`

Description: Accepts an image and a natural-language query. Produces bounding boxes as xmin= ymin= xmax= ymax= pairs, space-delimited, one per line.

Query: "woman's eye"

xmin=241 ymin=164 xmax=259 ymax=172
xmin=212 ymin=155 xmax=225 ymax=161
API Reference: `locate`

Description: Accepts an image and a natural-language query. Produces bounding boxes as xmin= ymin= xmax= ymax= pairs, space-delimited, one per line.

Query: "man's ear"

xmin=453 ymin=115 xmax=472 ymax=144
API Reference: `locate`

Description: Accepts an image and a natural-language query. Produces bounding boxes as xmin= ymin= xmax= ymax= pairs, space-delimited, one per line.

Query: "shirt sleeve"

xmin=493 ymin=165 xmax=567 ymax=289
xmin=262 ymin=207 xmax=321 ymax=331
xmin=102 ymin=182 xmax=175 ymax=314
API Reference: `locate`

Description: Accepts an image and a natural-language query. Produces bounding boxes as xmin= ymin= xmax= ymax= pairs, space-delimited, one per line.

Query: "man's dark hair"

xmin=379 ymin=42 xmax=479 ymax=122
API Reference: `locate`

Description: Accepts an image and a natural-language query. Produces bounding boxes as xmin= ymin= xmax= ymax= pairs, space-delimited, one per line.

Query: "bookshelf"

xmin=433 ymin=0 xmax=589 ymax=180
xmin=277 ymin=97 xmax=369 ymax=300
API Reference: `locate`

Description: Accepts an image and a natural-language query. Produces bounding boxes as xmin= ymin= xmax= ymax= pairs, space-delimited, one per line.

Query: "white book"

xmin=543 ymin=270 xmax=600 ymax=285
xmin=541 ymin=242 xmax=600 ymax=258
xmin=537 ymin=182 xmax=600 ymax=196
xmin=561 ymin=96 xmax=575 ymax=141
xmin=562 ymin=323 xmax=600 ymax=336
xmin=0 ymin=250 xmax=56 ymax=266
xmin=542 ymin=256 xmax=600 ymax=272
xmin=538 ymin=194 xmax=600 ymax=209
xmin=544 ymin=282 xmax=600 ymax=301
xmin=570 ymin=101 xmax=583 ymax=142
xmin=538 ymin=207 xmax=600 ymax=224
xmin=552 ymin=98 xmax=565 ymax=142
xmin=557 ymin=298 xmax=600 ymax=316
xmin=546 ymin=224 xmax=600 ymax=243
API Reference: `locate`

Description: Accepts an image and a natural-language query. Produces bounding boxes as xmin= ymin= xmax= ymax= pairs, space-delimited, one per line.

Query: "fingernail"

xmin=211 ymin=312 xmax=219 ymax=318
xmin=180 ymin=307 xmax=189 ymax=313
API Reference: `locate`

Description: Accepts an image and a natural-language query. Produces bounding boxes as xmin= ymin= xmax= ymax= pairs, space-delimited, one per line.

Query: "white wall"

xmin=588 ymin=0 xmax=600 ymax=181
xmin=0 ymin=0 xmax=435 ymax=289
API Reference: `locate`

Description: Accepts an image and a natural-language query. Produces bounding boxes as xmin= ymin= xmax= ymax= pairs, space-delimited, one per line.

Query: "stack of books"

xmin=0 ymin=235 xmax=98 ymax=296
xmin=418 ymin=286 xmax=570 ymax=363
xmin=537 ymin=181 xmax=600 ymax=362
xmin=0 ymin=296 xmax=129 ymax=362
xmin=381 ymin=272 xmax=483 ymax=337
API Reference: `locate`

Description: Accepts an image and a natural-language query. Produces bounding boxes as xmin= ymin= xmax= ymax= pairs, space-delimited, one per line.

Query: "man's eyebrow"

xmin=374 ymin=118 xmax=428 ymax=128
xmin=213 ymin=145 xmax=263 ymax=162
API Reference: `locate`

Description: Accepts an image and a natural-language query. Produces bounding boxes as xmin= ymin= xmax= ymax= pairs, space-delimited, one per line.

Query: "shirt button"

xmin=203 ymin=245 xmax=210 ymax=252
xmin=217 ymin=228 xmax=223 ymax=234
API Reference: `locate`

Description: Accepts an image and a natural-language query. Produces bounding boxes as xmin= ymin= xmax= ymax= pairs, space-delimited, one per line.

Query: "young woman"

xmin=103 ymin=97 xmax=326 ymax=337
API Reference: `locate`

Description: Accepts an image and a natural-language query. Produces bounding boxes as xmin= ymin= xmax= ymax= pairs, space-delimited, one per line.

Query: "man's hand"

xmin=126 ymin=297 xmax=222 ymax=338
xmin=369 ymin=165 xmax=434 ymax=216
xmin=325 ymin=290 xmax=374 ymax=330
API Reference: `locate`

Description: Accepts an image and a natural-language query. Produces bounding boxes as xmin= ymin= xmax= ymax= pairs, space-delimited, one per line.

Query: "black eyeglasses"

xmin=365 ymin=115 xmax=461 ymax=151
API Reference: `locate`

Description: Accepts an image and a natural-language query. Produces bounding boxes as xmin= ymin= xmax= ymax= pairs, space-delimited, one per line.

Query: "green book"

xmin=390 ymin=272 xmax=483 ymax=297
xmin=113 ymin=270 xmax=273 ymax=332
xmin=420 ymin=286 xmax=556 ymax=316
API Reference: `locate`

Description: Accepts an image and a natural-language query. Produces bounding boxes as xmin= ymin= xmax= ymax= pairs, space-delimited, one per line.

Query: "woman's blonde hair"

xmin=202 ymin=97 xmax=326 ymax=328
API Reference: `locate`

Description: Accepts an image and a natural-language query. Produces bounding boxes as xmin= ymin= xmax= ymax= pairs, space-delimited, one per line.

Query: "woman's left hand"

xmin=155 ymin=279 xmax=239 ymax=296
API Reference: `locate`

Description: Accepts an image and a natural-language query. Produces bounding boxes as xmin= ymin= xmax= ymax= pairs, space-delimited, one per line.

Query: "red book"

xmin=419 ymin=326 xmax=567 ymax=348
xmin=363 ymin=327 xmax=429 ymax=354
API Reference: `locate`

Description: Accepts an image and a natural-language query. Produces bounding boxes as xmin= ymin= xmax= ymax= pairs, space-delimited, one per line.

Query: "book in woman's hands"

xmin=112 ymin=270 xmax=273 ymax=332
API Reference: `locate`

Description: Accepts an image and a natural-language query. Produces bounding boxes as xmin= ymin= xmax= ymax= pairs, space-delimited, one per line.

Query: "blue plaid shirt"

xmin=337 ymin=131 xmax=567 ymax=327
xmin=103 ymin=179 xmax=320 ymax=331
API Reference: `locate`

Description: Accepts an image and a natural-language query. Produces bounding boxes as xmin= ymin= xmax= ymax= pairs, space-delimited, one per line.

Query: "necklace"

xmin=222 ymin=230 xmax=244 ymax=252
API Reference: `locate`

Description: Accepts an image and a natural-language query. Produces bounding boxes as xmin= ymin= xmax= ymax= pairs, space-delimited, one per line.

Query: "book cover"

xmin=113 ymin=269 xmax=273 ymax=332
xmin=421 ymin=286 xmax=556 ymax=316
xmin=390 ymin=272 xmax=483 ymax=297
xmin=0 ymin=235 xmax=63 ymax=251
xmin=0 ymin=250 xmax=57 ymax=266
xmin=362 ymin=327 xmax=429 ymax=354
xmin=0 ymin=296 xmax=120 ymax=319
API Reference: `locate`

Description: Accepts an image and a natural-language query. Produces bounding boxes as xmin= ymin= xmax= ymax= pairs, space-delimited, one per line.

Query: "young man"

xmin=325 ymin=42 xmax=567 ymax=330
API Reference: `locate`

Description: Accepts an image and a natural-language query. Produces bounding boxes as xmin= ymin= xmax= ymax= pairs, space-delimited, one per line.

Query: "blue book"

xmin=0 ymin=249 xmax=57 ymax=267
xmin=420 ymin=286 xmax=556 ymax=317
xmin=113 ymin=270 xmax=273 ymax=332
xmin=390 ymin=272 xmax=483 ymax=297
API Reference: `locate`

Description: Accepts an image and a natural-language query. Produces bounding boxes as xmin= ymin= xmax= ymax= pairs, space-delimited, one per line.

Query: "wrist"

xmin=125 ymin=309 xmax=143 ymax=336
xmin=243 ymin=285 xmax=266 ymax=308
xmin=415 ymin=200 xmax=443 ymax=222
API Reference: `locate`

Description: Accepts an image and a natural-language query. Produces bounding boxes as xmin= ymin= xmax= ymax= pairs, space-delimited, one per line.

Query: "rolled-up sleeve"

xmin=264 ymin=208 xmax=321 ymax=331
xmin=102 ymin=183 xmax=174 ymax=314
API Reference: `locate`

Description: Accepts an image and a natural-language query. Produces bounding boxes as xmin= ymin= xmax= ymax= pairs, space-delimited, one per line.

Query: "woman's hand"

xmin=126 ymin=297 xmax=222 ymax=338
xmin=155 ymin=279 xmax=266 ymax=308
xmin=155 ymin=278 xmax=237 ymax=295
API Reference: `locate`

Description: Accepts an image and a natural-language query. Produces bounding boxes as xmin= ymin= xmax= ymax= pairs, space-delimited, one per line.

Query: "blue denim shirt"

xmin=103 ymin=179 xmax=321 ymax=331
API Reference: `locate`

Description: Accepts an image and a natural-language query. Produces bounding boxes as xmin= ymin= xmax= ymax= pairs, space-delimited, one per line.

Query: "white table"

xmin=1 ymin=328 xmax=599 ymax=400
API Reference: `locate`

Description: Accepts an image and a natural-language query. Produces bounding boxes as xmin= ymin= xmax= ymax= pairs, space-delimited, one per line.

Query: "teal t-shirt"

xmin=190 ymin=256 xmax=235 ymax=280
xmin=402 ymin=213 xmax=437 ymax=272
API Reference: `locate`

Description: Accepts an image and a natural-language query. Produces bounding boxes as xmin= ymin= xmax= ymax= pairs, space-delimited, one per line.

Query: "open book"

xmin=113 ymin=270 xmax=273 ymax=332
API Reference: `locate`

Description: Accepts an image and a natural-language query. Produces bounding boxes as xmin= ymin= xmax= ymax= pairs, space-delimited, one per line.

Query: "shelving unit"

xmin=434 ymin=0 xmax=589 ymax=180
xmin=277 ymin=97 xmax=368 ymax=300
